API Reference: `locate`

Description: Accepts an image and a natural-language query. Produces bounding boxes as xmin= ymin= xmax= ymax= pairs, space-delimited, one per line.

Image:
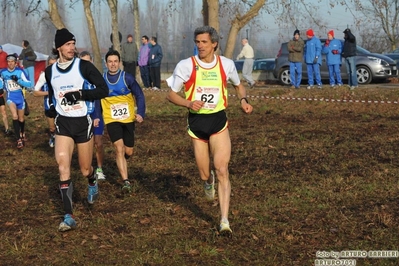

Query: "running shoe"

xmin=122 ymin=180 xmax=132 ymax=193
xmin=219 ymin=221 xmax=233 ymax=236
xmin=20 ymin=133 xmax=27 ymax=142
xmin=17 ymin=139 xmax=24 ymax=149
xmin=204 ymin=170 xmax=215 ymax=201
xmin=87 ymin=180 xmax=99 ymax=204
xmin=4 ymin=128 xmax=11 ymax=135
xmin=58 ymin=214 xmax=76 ymax=232
xmin=95 ymin=167 xmax=106 ymax=180
xmin=49 ymin=134 xmax=55 ymax=148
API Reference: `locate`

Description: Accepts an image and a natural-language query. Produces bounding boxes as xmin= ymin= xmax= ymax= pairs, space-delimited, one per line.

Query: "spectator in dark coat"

xmin=148 ymin=36 xmax=163 ymax=90
xmin=19 ymin=40 xmax=37 ymax=87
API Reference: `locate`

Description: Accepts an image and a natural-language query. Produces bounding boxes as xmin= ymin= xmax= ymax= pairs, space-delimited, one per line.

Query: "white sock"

xmin=221 ymin=218 xmax=229 ymax=224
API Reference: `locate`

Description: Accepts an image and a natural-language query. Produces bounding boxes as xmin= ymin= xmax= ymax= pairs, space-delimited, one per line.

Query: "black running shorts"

xmin=187 ymin=110 xmax=228 ymax=141
xmin=55 ymin=115 xmax=93 ymax=144
xmin=106 ymin=121 xmax=135 ymax=147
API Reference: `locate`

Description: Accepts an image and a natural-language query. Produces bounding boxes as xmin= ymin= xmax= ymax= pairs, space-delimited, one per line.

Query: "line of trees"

xmin=0 ymin=0 xmax=398 ymax=74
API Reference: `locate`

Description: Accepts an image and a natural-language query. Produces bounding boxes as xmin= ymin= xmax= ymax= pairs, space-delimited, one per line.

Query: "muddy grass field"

xmin=1 ymin=84 xmax=399 ymax=265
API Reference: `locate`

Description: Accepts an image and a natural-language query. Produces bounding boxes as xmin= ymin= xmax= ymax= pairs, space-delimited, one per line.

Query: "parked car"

xmin=234 ymin=59 xmax=245 ymax=71
xmin=273 ymin=39 xmax=398 ymax=85
xmin=234 ymin=58 xmax=275 ymax=71
xmin=254 ymin=58 xmax=275 ymax=71
xmin=384 ymin=53 xmax=399 ymax=68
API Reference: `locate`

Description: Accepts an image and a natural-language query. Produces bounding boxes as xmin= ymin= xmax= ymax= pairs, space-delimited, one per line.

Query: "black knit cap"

xmin=55 ymin=28 xmax=76 ymax=48
xmin=293 ymin=29 xmax=300 ymax=36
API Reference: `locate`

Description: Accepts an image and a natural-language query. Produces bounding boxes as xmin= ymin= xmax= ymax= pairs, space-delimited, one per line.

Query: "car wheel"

xmin=278 ymin=67 xmax=291 ymax=85
xmin=357 ymin=66 xmax=372 ymax=84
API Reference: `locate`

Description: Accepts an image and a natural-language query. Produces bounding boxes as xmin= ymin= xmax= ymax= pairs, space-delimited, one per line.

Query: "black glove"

xmin=313 ymin=57 xmax=318 ymax=64
xmin=0 ymin=89 xmax=3 ymax=95
xmin=64 ymin=91 xmax=81 ymax=104
xmin=11 ymin=75 xmax=18 ymax=82
xmin=48 ymin=105 xmax=57 ymax=118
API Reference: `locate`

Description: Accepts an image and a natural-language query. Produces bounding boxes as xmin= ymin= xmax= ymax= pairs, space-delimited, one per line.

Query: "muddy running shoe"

xmin=219 ymin=221 xmax=233 ymax=236
xmin=204 ymin=170 xmax=215 ymax=201
xmin=17 ymin=139 xmax=24 ymax=149
xmin=58 ymin=214 xmax=76 ymax=232
xmin=20 ymin=133 xmax=27 ymax=142
xmin=49 ymin=134 xmax=55 ymax=148
xmin=87 ymin=181 xmax=99 ymax=204
xmin=4 ymin=128 xmax=11 ymax=135
xmin=95 ymin=167 xmax=106 ymax=180
xmin=122 ymin=180 xmax=132 ymax=193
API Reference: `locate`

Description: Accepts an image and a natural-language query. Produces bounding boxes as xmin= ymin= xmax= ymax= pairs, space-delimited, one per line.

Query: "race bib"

xmin=6 ymin=80 xmax=21 ymax=92
xmin=194 ymin=86 xmax=220 ymax=110
xmin=110 ymin=102 xmax=130 ymax=120
xmin=58 ymin=90 xmax=84 ymax=113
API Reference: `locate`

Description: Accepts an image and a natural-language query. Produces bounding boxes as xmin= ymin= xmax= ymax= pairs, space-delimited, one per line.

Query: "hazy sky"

xmin=67 ymin=0 xmax=355 ymax=48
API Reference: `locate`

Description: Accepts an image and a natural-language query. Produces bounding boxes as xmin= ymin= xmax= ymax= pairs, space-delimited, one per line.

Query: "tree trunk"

xmin=202 ymin=0 xmax=209 ymax=25
xmin=83 ymin=0 xmax=102 ymax=72
xmin=205 ymin=0 xmax=219 ymax=54
xmin=47 ymin=0 xmax=66 ymax=29
xmin=133 ymin=0 xmax=142 ymax=84
xmin=223 ymin=0 xmax=266 ymax=59
xmin=107 ymin=0 xmax=121 ymax=54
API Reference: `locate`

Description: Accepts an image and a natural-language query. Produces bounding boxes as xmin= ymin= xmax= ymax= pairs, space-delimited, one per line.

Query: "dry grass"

xmin=1 ymin=84 xmax=399 ymax=265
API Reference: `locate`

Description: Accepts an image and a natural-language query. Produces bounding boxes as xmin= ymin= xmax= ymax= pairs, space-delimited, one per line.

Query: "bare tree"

xmin=344 ymin=0 xmax=399 ymax=51
xmin=107 ymin=0 xmax=121 ymax=53
xmin=132 ymin=0 xmax=141 ymax=83
xmin=222 ymin=0 xmax=266 ymax=58
xmin=82 ymin=0 xmax=102 ymax=71
xmin=203 ymin=0 xmax=220 ymax=54
xmin=47 ymin=0 xmax=66 ymax=29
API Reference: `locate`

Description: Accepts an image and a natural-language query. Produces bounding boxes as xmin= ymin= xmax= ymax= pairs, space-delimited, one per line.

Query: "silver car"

xmin=273 ymin=39 xmax=398 ymax=85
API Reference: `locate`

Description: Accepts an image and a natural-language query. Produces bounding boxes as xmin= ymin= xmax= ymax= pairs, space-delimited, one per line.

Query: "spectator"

xmin=236 ymin=38 xmax=256 ymax=88
xmin=342 ymin=28 xmax=358 ymax=90
xmin=287 ymin=29 xmax=304 ymax=89
xmin=304 ymin=29 xmax=322 ymax=89
xmin=0 ymin=45 xmax=8 ymax=70
xmin=19 ymin=40 xmax=37 ymax=88
xmin=148 ymin=36 xmax=163 ymax=90
xmin=138 ymin=35 xmax=151 ymax=89
xmin=0 ymin=45 xmax=10 ymax=135
xmin=322 ymin=30 xmax=343 ymax=88
xmin=121 ymin=34 xmax=138 ymax=78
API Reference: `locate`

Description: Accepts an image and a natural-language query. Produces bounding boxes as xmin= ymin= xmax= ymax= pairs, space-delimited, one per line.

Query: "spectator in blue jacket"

xmin=304 ymin=29 xmax=322 ymax=89
xmin=148 ymin=36 xmax=163 ymax=90
xmin=322 ymin=30 xmax=343 ymax=87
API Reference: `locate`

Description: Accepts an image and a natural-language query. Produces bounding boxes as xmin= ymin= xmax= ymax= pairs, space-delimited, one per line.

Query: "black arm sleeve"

xmin=44 ymin=66 xmax=54 ymax=106
xmin=79 ymin=60 xmax=109 ymax=100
